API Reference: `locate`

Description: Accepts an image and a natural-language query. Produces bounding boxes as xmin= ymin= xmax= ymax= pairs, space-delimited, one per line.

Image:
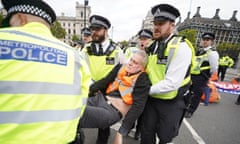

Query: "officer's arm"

xmin=229 ymin=58 xmax=234 ymax=67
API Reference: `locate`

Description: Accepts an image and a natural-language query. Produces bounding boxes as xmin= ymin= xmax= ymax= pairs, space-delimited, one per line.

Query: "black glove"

xmin=88 ymin=84 xmax=99 ymax=97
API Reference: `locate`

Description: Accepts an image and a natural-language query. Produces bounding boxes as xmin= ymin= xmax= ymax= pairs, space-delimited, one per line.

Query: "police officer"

xmin=140 ymin=4 xmax=195 ymax=144
xmin=81 ymin=14 xmax=124 ymax=144
xmin=185 ymin=32 xmax=219 ymax=118
xmin=0 ymin=0 xmax=91 ymax=143
xmin=218 ymin=53 xmax=234 ymax=81
xmin=81 ymin=27 xmax=92 ymax=47
xmin=124 ymin=29 xmax=153 ymax=64
xmin=82 ymin=15 xmax=124 ymax=82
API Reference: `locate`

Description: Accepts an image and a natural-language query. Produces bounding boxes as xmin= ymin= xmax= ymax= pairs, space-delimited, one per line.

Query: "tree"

xmin=217 ymin=42 xmax=240 ymax=62
xmin=0 ymin=13 xmax=4 ymax=25
xmin=72 ymin=34 xmax=80 ymax=42
xmin=120 ymin=40 xmax=128 ymax=49
xmin=179 ymin=29 xmax=197 ymax=49
xmin=50 ymin=21 xmax=66 ymax=39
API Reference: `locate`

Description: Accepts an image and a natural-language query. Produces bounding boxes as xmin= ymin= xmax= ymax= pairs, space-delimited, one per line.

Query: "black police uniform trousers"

xmin=187 ymin=74 xmax=208 ymax=114
xmin=140 ymin=93 xmax=186 ymax=144
xmin=218 ymin=65 xmax=228 ymax=81
xmin=79 ymin=93 xmax=122 ymax=144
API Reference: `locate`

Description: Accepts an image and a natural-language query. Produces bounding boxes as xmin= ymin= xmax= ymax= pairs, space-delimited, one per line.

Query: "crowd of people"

xmin=0 ymin=0 xmax=239 ymax=144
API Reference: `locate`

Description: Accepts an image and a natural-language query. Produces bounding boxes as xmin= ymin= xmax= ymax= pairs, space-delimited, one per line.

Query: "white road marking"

xmin=183 ymin=118 xmax=206 ymax=144
xmin=111 ymin=118 xmax=205 ymax=144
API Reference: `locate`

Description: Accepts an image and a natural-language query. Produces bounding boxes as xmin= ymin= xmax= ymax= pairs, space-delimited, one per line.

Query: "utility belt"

xmin=176 ymin=83 xmax=192 ymax=102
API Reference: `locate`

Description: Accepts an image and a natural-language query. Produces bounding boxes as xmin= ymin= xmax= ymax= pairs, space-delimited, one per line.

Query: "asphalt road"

xmin=82 ymin=91 xmax=240 ymax=144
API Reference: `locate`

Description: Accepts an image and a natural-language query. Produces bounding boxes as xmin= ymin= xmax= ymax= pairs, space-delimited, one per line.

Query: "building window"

xmin=81 ymin=12 xmax=83 ymax=18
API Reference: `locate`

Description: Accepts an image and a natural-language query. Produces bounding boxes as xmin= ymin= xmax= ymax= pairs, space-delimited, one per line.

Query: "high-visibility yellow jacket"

xmin=191 ymin=49 xmax=213 ymax=75
xmin=82 ymin=41 xmax=123 ymax=81
xmin=219 ymin=56 xmax=234 ymax=67
xmin=0 ymin=22 xmax=91 ymax=144
xmin=146 ymin=36 xmax=195 ymax=99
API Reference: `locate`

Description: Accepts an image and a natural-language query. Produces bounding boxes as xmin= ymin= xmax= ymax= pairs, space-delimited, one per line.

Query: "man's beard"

xmin=92 ymin=34 xmax=105 ymax=43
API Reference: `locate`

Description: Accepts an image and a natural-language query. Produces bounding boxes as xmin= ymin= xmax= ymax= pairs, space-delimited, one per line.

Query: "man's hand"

xmin=88 ymin=90 xmax=102 ymax=97
xmin=113 ymin=132 xmax=123 ymax=144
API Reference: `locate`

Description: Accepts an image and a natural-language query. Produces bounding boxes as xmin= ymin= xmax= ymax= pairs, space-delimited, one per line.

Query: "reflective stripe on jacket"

xmin=82 ymin=42 xmax=122 ymax=81
xmin=106 ymin=66 xmax=142 ymax=104
xmin=191 ymin=49 xmax=212 ymax=75
xmin=219 ymin=56 xmax=234 ymax=67
xmin=0 ymin=22 xmax=91 ymax=144
xmin=146 ymin=36 xmax=194 ymax=99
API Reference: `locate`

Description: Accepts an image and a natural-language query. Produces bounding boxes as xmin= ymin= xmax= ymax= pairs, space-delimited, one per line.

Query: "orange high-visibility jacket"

xmin=106 ymin=66 xmax=142 ymax=105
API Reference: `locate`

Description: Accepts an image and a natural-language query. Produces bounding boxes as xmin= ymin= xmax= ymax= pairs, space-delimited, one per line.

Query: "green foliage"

xmin=179 ymin=29 xmax=197 ymax=49
xmin=50 ymin=21 xmax=66 ymax=39
xmin=0 ymin=13 xmax=4 ymax=25
xmin=72 ymin=34 xmax=79 ymax=42
xmin=120 ymin=40 xmax=128 ymax=48
xmin=217 ymin=42 xmax=240 ymax=61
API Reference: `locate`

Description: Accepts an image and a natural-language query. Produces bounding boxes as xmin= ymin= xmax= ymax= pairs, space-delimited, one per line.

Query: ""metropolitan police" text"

xmin=0 ymin=40 xmax=67 ymax=66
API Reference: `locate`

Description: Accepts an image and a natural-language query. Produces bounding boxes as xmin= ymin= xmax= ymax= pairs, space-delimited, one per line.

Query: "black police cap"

xmin=138 ymin=29 xmax=153 ymax=39
xmin=151 ymin=4 xmax=180 ymax=22
xmin=81 ymin=27 xmax=91 ymax=36
xmin=202 ymin=32 xmax=215 ymax=40
xmin=1 ymin=0 xmax=56 ymax=27
xmin=89 ymin=15 xmax=111 ymax=29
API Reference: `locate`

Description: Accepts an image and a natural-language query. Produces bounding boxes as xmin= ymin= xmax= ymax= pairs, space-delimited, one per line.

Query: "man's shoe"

xmin=184 ymin=112 xmax=193 ymax=118
xmin=134 ymin=131 xmax=140 ymax=140
xmin=235 ymin=101 xmax=240 ymax=105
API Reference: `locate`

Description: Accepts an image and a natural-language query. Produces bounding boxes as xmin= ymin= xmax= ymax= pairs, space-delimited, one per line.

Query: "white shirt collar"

xmin=98 ymin=39 xmax=110 ymax=52
xmin=203 ymin=46 xmax=212 ymax=51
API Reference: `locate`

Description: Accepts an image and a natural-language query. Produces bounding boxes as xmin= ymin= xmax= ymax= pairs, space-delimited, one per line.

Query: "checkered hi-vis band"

xmin=140 ymin=31 xmax=152 ymax=38
xmin=153 ymin=8 xmax=177 ymax=21
xmin=91 ymin=17 xmax=109 ymax=28
xmin=8 ymin=4 xmax=53 ymax=24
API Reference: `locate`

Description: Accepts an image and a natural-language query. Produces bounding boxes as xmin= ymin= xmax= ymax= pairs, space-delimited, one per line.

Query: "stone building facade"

xmin=0 ymin=2 xmax=91 ymax=45
xmin=178 ymin=7 xmax=240 ymax=47
xmin=57 ymin=2 xmax=91 ymax=44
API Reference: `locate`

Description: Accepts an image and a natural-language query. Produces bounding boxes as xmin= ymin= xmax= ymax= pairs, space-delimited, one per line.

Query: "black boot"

xmin=69 ymin=128 xmax=85 ymax=144
xmin=235 ymin=95 xmax=240 ymax=105
xmin=134 ymin=129 xmax=140 ymax=140
xmin=184 ymin=111 xmax=193 ymax=118
xmin=96 ymin=127 xmax=110 ymax=144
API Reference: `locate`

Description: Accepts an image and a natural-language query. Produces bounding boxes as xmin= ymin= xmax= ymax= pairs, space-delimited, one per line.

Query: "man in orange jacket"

xmin=79 ymin=50 xmax=151 ymax=144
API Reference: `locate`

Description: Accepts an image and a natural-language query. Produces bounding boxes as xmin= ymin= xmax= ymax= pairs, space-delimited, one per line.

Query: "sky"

xmin=1 ymin=0 xmax=239 ymax=42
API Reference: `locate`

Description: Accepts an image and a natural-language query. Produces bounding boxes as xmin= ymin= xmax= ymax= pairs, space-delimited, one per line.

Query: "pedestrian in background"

xmin=140 ymin=4 xmax=195 ymax=144
xmin=185 ymin=32 xmax=219 ymax=118
xmin=0 ymin=0 xmax=91 ymax=143
xmin=218 ymin=53 xmax=234 ymax=81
